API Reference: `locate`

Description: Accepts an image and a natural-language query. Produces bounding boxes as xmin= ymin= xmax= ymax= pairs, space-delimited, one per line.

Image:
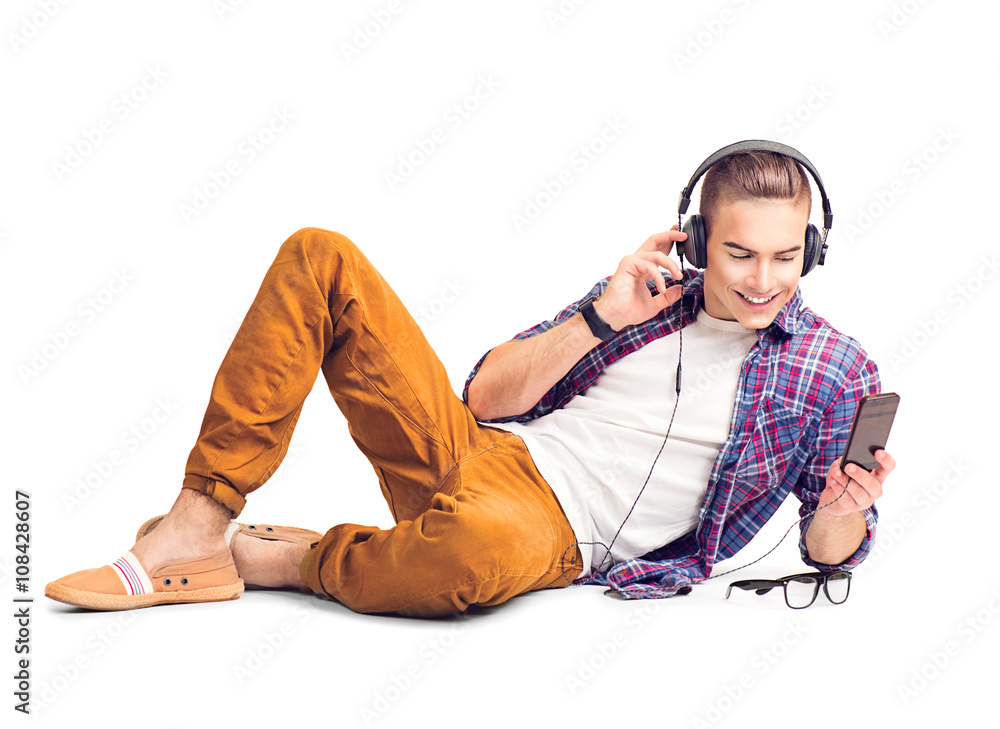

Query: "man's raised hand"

xmin=592 ymin=227 xmax=688 ymax=332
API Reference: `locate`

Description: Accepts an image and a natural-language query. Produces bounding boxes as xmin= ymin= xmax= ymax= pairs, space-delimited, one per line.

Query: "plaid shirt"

xmin=462 ymin=271 xmax=881 ymax=600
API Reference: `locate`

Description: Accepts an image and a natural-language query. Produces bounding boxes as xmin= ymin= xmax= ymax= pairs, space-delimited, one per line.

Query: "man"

xmin=46 ymin=143 xmax=895 ymax=616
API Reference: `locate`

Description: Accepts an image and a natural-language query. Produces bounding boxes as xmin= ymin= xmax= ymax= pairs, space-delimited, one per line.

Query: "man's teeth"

xmin=740 ymin=293 xmax=775 ymax=305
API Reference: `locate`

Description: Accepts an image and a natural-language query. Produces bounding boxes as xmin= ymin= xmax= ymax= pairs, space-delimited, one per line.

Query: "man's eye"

xmin=729 ymin=254 xmax=751 ymax=261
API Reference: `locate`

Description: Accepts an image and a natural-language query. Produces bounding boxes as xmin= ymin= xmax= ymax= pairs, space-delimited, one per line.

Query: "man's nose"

xmin=748 ymin=261 xmax=774 ymax=292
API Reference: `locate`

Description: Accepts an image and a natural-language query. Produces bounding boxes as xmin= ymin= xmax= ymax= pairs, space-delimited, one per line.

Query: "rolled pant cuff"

xmin=298 ymin=539 xmax=326 ymax=598
xmin=297 ymin=524 xmax=368 ymax=602
xmin=299 ymin=544 xmax=324 ymax=595
xmin=181 ymin=474 xmax=247 ymax=517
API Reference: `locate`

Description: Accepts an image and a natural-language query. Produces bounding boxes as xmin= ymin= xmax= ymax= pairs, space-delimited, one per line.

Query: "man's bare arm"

xmin=466 ymin=229 xmax=688 ymax=422
xmin=804 ymin=510 xmax=867 ymax=566
xmin=466 ymin=312 xmax=602 ymax=421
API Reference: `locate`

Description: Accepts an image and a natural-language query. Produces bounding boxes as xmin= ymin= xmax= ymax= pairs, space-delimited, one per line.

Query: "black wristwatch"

xmin=579 ymin=296 xmax=618 ymax=341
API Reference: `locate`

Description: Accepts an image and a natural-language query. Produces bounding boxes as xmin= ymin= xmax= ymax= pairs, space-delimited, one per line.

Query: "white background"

xmin=3 ymin=1 xmax=997 ymax=726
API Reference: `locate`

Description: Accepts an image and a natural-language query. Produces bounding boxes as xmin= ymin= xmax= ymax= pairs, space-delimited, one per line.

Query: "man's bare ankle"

xmin=161 ymin=489 xmax=232 ymax=535
xmin=131 ymin=490 xmax=232 ymax=567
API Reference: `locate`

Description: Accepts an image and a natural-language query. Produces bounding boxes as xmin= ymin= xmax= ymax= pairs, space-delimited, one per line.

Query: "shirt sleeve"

xmin=461 ymin=277 xmax=611 ymax=423
xmin=796 ymin=356 xmax=882 ymax=572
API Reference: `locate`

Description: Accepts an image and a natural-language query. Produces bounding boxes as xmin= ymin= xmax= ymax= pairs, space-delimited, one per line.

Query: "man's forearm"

xmin=804 ymin=510 xmax=867 ymax=566
xmin=466 ymin=312 xmax=601 ymax=421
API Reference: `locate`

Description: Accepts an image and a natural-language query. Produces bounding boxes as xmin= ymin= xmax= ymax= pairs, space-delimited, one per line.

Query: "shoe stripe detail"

xmin=111 ymin=552 xmax=153 ymax=596
xmin=112 ymin=559 xmax=142 ymax=595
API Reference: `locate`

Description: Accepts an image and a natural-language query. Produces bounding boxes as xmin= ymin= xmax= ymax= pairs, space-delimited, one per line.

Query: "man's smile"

xmin=738 ymin=292 xmax=777 ymax=304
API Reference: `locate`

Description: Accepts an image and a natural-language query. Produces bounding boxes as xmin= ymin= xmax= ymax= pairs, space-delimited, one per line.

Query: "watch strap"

xmin=580 ymin=297 xmax=617 ymax=341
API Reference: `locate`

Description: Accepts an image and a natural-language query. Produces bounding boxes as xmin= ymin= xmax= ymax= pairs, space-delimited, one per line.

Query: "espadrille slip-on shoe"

xmin=46 ymin=523 xmax=243 ymax=611
xmin=136 ymin=514 xmax=322 ymax=545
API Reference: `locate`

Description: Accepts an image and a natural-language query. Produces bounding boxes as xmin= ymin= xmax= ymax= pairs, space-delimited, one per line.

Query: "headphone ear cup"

xmin=801 ymin=224 xmax=826 ymax=276
xmin=681 ymin=214 xmax=708 ymax=268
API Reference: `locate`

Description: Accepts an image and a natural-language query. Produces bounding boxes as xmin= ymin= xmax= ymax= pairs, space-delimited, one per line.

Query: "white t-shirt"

xmin=493 ymin=307 xmax=758 ymax=577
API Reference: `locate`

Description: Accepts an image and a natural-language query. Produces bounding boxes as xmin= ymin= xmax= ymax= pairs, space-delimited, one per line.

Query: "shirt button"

xmin=616 ymin=346 xmax=624 ymax=353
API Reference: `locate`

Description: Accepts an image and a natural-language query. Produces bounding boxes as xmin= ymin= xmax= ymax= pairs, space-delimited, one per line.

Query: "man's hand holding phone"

xmin=818 ymin=448 xmax=896 ymax=517
xmin=817 ymin=392 xmax=900 ymax=517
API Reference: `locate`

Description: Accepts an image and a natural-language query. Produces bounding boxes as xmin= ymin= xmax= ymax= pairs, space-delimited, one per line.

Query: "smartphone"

xmin=840 ymin=392 xmax=899 ymax=472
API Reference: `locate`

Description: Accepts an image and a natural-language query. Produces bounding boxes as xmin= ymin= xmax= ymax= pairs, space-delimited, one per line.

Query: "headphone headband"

xmin=676 ymin=139 xmax=833 ymax=231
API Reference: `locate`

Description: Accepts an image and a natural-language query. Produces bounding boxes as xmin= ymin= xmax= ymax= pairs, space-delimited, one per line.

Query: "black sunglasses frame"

xmin=725 ymin=570 xmax=852 ymax=609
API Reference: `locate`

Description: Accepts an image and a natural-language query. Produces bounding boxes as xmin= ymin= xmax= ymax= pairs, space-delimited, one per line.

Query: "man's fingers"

xmin=829 ymin=465 xmax=850 ymax=490
xmin=823 ymin=460 xmax=879 ymax=514
xmin=841 ymin=487 xmax=866 ymax=513
xmin=653 ymin=284 xmax=683 ymax=310
xmin=653 ymin=250 xmax=683 ymax=283
xmin=842 ymin=464 xmax=883 ymax=504
xmin=825 ymin=476 xmax=870 ymax=514
xmin=872 ymin=450 xmax=896 ymax=482
xmin=638 ymin=229 xmax=688 ymax=257
xmin=627 ymin=250 xmax=681 ymax=286
xmin=634 ymin=257 xmax=668 ymax=294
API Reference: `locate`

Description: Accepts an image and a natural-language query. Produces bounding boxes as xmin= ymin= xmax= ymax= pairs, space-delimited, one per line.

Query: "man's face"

xmin=701 ymin=197 xmax=810 ymax=329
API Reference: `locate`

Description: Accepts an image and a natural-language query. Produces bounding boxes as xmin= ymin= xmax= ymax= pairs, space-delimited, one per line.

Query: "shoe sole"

xmin=45 ymin=580 xmax=244 ymax=611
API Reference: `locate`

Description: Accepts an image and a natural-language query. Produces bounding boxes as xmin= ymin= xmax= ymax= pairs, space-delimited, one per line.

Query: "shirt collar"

xmin=680 ymin=271 xmax=805 ymax=339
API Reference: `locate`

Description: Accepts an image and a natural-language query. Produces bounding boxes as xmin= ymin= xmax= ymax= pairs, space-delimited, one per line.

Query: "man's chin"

xmin=740 ymin=315 xmax=776 ymax=330
xmin=729 ymin=295 xmax=783 ymax=329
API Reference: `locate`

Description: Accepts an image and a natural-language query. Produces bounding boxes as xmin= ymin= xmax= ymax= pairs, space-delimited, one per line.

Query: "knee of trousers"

xmin=277 ymin=227 xmax=385 ymax=305
xmin=281 ymin=227 xmax=360 ymax=271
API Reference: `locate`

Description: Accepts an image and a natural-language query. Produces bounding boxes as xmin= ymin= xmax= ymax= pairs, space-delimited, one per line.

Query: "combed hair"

xmin=699 ymin=151 xmax=812 ymax=238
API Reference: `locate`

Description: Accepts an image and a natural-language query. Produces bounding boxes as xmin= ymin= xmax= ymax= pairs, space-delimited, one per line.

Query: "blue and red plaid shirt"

xmin=463 ymin=270 xmax=881 ymax=600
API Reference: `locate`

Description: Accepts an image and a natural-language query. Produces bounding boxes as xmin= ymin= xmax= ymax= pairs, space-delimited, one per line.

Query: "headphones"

xmin=675 ymin=140 xmax=833 ymax=276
